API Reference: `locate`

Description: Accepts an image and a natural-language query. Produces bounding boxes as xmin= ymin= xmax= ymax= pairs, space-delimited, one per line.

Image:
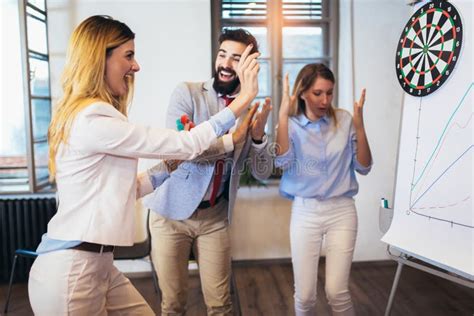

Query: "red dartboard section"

xmin=395 ymin=0 xmax=463 ymax=97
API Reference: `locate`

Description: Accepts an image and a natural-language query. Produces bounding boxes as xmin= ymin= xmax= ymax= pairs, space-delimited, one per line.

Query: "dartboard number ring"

xmin=395 ymin=0 xmax=463 ymax=97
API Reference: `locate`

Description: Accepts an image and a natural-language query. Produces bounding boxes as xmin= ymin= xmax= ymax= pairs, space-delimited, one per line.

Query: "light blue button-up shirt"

xmin=275 ymin=110 xmax=372 ymax=200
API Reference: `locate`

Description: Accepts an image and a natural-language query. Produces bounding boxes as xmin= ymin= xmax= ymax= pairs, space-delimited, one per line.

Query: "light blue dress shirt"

xmin=275 ymin=110 xmax=372 ymax=200
xmin=36 ymin=234 xmax=81 ymax=254
xmin=36 ymin=107 xmax=236 ymax=254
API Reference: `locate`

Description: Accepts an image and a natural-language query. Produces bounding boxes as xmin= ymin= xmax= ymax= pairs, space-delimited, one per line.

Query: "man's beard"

xmin=213 ymin=67 xmax=240 ymax=96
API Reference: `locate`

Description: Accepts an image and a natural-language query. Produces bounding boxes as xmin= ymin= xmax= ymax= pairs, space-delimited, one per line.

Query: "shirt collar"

xmin=295 ymin=112 xmax=330 ymax=127
xmin=217 ymin=92 xmax=239 ymax=99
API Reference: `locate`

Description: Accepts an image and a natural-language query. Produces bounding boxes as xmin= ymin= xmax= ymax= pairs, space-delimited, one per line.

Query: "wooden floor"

xmin=1 ymin=260 xmax=473 ymax=316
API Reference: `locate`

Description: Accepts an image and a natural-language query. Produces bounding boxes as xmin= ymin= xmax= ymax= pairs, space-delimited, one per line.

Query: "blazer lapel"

xmin=203 ymin=79 xmax=219 ymax=117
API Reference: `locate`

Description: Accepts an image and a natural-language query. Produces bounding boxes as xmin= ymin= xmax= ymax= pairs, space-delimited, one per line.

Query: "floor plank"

xmin=1 ymin=260 xmax=473 ymax=315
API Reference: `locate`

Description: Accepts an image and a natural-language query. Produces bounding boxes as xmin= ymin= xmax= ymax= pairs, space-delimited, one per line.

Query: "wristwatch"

xmin=252 ymin=134 xmax=266 ymax=145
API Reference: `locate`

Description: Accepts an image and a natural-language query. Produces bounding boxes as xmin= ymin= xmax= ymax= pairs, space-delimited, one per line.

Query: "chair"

xmin=3 ymin=249 xmax=38 ymax=314
xmin=113 ymin=202 xmax=159 ymax=294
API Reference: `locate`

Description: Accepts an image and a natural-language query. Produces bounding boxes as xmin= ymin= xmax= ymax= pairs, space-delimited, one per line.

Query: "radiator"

xmin=0 ymin=197 xmax=57 ymax=283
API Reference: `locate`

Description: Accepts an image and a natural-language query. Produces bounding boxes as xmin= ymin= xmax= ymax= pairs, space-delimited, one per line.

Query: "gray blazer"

xmin=144 ymin=79 xmax=272 ymax=222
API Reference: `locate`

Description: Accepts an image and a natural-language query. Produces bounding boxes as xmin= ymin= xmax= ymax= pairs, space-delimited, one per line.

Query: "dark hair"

xmin=218 ymin=28 xmax=259 ymax=54
xmin=292 ymin=63 xmax=337 ymax=125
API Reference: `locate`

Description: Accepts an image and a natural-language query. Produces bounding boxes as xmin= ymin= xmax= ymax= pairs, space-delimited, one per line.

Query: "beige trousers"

xmin=28 ymin=249 xmax=154 ymax=316
xmin=149 ymin=199 xmax=232 ymax=316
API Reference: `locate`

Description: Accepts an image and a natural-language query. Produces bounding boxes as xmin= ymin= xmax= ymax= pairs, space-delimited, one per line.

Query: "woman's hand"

xmin=353 ymin=88 xmax=366 ymax=130
xmin=232 ymin=102 xmax=260 ymax=145
xmin=279 ymin=73 xmax=295 ymax=118
xmin=275 ymin=74 xmax=295 ymax=156
xmin=353 ymin=88 xmax=372 ymax=167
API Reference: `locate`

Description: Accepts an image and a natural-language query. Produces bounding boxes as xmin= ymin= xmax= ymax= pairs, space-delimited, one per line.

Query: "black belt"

xmin=198 ymin=194 xmax=225 ymax=209
xmin=72 ymin=242 xmax=115 ymax=253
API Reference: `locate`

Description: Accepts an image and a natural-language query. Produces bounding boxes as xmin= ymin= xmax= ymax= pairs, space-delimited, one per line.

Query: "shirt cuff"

xmin=146 ymin=161 xmax=170 ymax=189
xmin=354 ymin=158 xmax=373 ymax=175
xmin=222 ymin=134 xmax=234 ymax=153
xmin=274 ymin=147 xmax=293 ymax=168
xmin=208 ymin=107 xmax=236 ymax=137
xmin=251 ymin=134 xmax=268 ymax=151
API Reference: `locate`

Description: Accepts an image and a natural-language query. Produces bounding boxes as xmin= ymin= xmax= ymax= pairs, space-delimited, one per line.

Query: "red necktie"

xmin=209 ymin=96 xmax=234 ymax=206
xmin=221 ymin=95 xmax=233 ymax=107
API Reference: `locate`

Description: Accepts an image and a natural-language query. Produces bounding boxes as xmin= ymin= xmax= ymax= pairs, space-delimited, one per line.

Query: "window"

xmin=0 ymin=0 xmax=52 ymax=193
xmin=212 ymin=0 xmax=339 ymax=139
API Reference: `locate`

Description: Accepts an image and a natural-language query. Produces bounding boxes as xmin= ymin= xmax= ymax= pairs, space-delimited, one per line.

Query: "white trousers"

xmin=28 ymin=249 xmax=154 ymax=315
xmin=290 ymin=196 xmax=357 ymax=316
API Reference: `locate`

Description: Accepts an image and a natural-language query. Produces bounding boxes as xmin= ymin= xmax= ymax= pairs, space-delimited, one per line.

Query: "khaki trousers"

xmin=28 ymin=249 xmax=154 ymax=315
xmin=149 ymin=199 xmax=232 ymax=316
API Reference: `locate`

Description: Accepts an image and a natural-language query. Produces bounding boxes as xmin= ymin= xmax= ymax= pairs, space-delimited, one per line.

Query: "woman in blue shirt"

xmin=275 ymin=63 xmax=372 ymax=316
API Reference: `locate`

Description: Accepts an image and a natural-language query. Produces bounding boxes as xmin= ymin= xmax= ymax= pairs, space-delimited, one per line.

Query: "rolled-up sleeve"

xmin=350 ymin=125 xmax=372 ymax=175
xmin=353 ymin=157 xmax=372 ymax=175
xmin=147 ymin=162 xmax=170 ymax=189
xmin=275 ymin=142 xmax=295 ymax=170
xmin=251 ymin=134 xmax=268 ymax=152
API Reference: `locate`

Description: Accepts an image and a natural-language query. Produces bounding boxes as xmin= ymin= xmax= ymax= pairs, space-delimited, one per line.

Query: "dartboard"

xmin=395 ymin=0 xmax=463 ymax=97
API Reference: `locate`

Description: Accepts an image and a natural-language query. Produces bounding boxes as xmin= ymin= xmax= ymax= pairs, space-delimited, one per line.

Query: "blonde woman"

xmin=275 ymin=64 xmax=372 ymax=316
xmin=28 ymin=15 xmax=260 ymax=315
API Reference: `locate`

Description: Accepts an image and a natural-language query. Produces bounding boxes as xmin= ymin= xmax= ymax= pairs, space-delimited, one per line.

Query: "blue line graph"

xmin=412 ymin=82 xmax=473 ymax=190
xmin=408 ymin=82 xmax=473 ymax=229
xmin=412 ymin=145 xmax=472 ymax=207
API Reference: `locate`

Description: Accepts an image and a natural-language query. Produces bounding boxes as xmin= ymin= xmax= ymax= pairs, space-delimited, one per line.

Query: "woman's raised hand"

xmin=353 ymin=88 xmax=366 ymax=130
xmin=279 ymin=73 xmax=295 ymax=118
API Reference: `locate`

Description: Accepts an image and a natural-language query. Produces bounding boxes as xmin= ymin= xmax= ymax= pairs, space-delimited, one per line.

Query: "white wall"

xmin=338 ymin=0 xmax=411 ymax=261
xmin=47 ymin=0 xmax=412 ymax=261
xmin=230 ymin=186 xmax=292 ymax=260
xmin=48 ymin=0 xmax=212 ymax=157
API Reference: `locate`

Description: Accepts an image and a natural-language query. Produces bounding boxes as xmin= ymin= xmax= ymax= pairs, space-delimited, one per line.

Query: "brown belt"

xmin=71 ymin=242 xmax=115 ymax=253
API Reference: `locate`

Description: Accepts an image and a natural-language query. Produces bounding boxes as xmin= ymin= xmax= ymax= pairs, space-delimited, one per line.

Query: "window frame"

xmin=0 ymin=0 xmax=53 ymax=194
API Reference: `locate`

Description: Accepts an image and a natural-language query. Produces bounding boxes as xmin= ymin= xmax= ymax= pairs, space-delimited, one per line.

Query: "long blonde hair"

xmin=48 ymin=15 xmax=135 ymax=180
xmin=289 ymin=63 xmax=337 ymax=127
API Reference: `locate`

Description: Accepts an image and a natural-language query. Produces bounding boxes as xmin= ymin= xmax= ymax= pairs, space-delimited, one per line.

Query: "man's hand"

xmin=232 ymin=102 xmax=259 ymax=145
xmin=250 ymin=97 xmax=272 ymax=141
xmin=235 ymin=44 xmax=260 ymax=103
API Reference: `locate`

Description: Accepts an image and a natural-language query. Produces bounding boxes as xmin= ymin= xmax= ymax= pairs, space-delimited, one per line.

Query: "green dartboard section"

xmin=395 ymin=0 xmax=463 ymax=97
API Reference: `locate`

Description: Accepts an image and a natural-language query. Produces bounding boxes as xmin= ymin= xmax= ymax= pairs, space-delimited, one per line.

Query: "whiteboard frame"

xmin=386 ymin=0 xmax=473 ymax=281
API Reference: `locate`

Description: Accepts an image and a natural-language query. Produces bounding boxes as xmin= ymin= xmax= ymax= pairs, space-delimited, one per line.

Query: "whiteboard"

xmin=381 ymin=0 xmax=473 ymax=280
